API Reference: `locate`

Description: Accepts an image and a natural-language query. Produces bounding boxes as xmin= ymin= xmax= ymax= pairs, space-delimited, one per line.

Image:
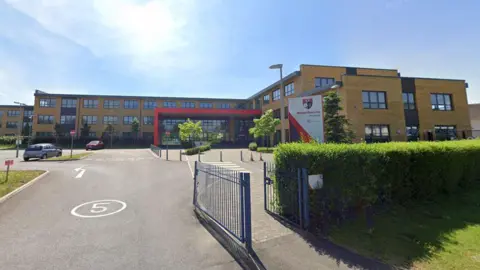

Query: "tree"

xmin=131 ymin=117 xmax=140 ymax=144
xmin=323 ymin=91 xmax=355 ymax=143
xmin=53 ymin=123 xmax=64 ymax=143
xmin=249 ymin=109 xmax=281 ymax=147
xmin=104 ymin=124 xmax=116 ymax=148
xmin=80 ymin=122 xmax=91 ymax=139
xmin=178 ymin=119 xmax=203 ymax=142
xmin=207 ymin=132 xmax=223 ymax=145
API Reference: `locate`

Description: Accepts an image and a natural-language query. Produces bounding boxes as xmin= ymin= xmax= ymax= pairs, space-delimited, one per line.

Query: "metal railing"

xmin=150 ymin=144 xmax=161 ymax=157
xmin=193 ymin=161 xmax=252 ymax=251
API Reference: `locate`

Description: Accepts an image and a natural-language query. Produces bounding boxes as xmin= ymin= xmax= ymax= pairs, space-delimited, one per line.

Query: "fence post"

xmin=159 ymin=147 xmax=162 ymax=158
xmin=198 ymin=150 xmax=201 ymax=162
xmin=180 ymin=150 xmax=182 ymax=161
xmin=220 ymin=150 xmax=223 ymax=162
xmin=242 ymin=172 xmax=253 ymax=253
xmin=302 ymin=168 xmax=310 ymax=230
xmin=297 ymin=169 xmax=304 ymax=229
xmin=166 ymin=145 xmax=169 ymax=161
xmin=240 ymin=150 xmax=243 ymax=162
xmin=193 ymin=161 xmax=198 ymax=205
xmin=263 ymin=162 xmax=267 ymax=211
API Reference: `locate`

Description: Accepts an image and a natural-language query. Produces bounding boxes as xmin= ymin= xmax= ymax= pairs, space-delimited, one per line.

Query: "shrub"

xmin=257 ymin=147 xmax=275 ymax=153
xmin=184 ymin=143 xmax=211 ymax=155
xmin=0 ymin=136 xmax=17 ymax=145
xmin=248 ymin=142 xmax=258 ymax=151
xmin=274 ymin=141 xmax=480 ymax=232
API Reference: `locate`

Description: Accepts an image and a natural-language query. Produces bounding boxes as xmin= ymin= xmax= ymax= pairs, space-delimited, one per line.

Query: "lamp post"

xmin=14 ymin=101 xmax=28 ymax=157
xmin=269 ymin=64 xmax=285 ymax=143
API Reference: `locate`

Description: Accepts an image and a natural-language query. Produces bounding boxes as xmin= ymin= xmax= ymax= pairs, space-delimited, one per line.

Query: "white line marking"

xmin=74 ymin=167 xmax=86 ymax=178
xmin=185 ymin=154 xmax=194 ymax=178
xmin=71 ymin=199 xmax=127 ymax=218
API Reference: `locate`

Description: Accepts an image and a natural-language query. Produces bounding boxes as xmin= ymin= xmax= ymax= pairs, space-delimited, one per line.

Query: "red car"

xmin=86 ymin=140 xmax=104 ymax=150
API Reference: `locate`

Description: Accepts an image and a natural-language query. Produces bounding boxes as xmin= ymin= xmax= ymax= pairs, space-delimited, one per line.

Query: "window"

xmin=61 ymin=98 xmax=77 ymax=108
xmin=24 ymin=110 xmax=33 ymax=117
xmin=284 ymin=106 xmax=289 ymax=119
xmin=272 ymin=89 xmax=280 ymax=101
xmin=273 ymin=109 xmax=281 ymax=119
xmin=219 ymin=103 xmax=231 ymax=109
xmin=122 ymin=132 xmax=132 ymax=137
xmin=39 ymin=98 xmax=56 ymax=108
xmin=406 ymin=126 xmax=419 ymax=141
xmin=285 ymin=83 xmax=294 ymax=96
xmin=402 ymin=93 xmax=416 ymax=110
xmin=263 ymin=94 xmax=270 ymax=105
xmin=104 ymin=100 xmax=120 ymax=109
xmin=83 ymin=99 xmax=99 ymax=108
xmin=163 ymin=101 xmax=177 ymax=108
xmin=143 ymin=116 xmax=154 ymax=125
xmin=362 ymin=91 xmax=387 ymax=109
xmin=82 ymin=115 xmax=97 ymax=125
xmin=435 ymin=125 xmax=456 ymax=140
xmin=200 ymin=103 xmax=213 ymax=109
xmin=38 ymin=115 xmax=54 ymax=124
xmin=365 ymin=124 xmax=390 ymax=143
xmin=182 ymin=102 xmax=195 ymax=108
xmin=431 ymin=93 xmax=453 ymax=111
xmin=88 ymin=132 xmax=96 ymax=137
xmin=103 ymin=116 xmax=118 ymax=124
xmin=6 ymin=122 xmax=18 ymax=129
xmin=123 ymin=116 xmax=136 ymax=125
xmin=7 ymin=110 xmax=20 ymax=117
xmin=60 ymin=115 xmax=76 ymax=124
xmin=143 ymin=100 xmax=157 ymax=109
xmin=36 ymin=132 xmax=53 ymax=137
xmin=315 ymin=77 xmax=335 ymax=88
xmin=124 ymin=100 xmax=139 ymax=109
xmin=0 ymin=111 xmax=3 ymax=117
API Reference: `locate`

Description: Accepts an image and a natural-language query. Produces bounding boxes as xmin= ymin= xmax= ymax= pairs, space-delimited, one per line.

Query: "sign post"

xmin=70 ymin=130 xmax=75 ymax=158
xmin=165 ymin=131 xmax=170 ymax=161
xmin=15 ymin=137 xmax=22 ymax=158
xmin=4 ymin=160 xmax=13 ymax=184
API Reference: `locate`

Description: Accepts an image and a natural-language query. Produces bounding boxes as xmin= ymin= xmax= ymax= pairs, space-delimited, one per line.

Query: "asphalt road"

xmin=0 ymin=149 xmax=240 ymax=270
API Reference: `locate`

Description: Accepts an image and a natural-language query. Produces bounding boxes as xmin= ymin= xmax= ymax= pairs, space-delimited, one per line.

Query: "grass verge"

xmin=257 ymin=147 xmax=276 ymax=153
xmin=329 ymin=184 xmax=480 ymax=269
xmin=47 ymin=152 xmax=92 ymax=161
xmin=0 ymin=170 xmax=44 ymax=198
xmin=0 ymin=145 xmax=15 ymax=150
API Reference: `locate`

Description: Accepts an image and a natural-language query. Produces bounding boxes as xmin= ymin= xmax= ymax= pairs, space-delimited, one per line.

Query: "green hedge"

xmin=248 ymin=142 xmax=258 ymax=151
xmin=257 ymin=147 xmax=275 ymax=153
xmin=0 ymin=136 xmax=17 ymax=145
xmin=184 ymin=143 xmax=212 ymax=155
xmin=274 ymin=141 xmax=480 ymax=229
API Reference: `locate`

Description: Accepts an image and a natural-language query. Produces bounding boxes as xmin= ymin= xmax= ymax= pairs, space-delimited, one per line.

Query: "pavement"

xmin=0 ymin=149 xmax=241 ymax=270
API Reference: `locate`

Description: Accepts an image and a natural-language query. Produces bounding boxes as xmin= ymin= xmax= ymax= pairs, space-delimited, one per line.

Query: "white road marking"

xmin=74 ymin=167 xmax=86 ymax=179
xmin=71 ymin=199 xmax=127 ymax=218
xmin=185 ymin=154 xmax=194 ymax=178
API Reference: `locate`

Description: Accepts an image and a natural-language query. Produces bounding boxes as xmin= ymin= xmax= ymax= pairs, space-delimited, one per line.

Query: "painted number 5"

xmin=90 ymin=202 xmax=110 ymax=213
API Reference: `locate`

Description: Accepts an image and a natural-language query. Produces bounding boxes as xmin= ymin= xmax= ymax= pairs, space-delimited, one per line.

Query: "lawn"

xmin=329 ymin=184 xmax=480 ymax=269
xmin=0 ymin=145 xmax=15 ymax=150
xmin=0 ymin=170 xmax=45 ymax=198
xmin=47 ymin=152 xmax=91 ymax=161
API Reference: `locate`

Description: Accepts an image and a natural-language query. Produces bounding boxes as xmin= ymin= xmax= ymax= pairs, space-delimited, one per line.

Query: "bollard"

xmin=240 ymin=150 xmax=243 ymax=162
xmin=220 ymin=151 xmax=223 ymax=162
xmin=250 ymin=151 xmax=254 ymax=161
xmin=159 ymin=148 xmax=161 ymax=158
xmin=166 ymin=145 xmax=169 ymax=161
xmin=198 ymin=150 xmax=201 ymax=162
xmin=260 ymin=152 xmax=263 ymax=161
xmin=180 ymin=150 xmax=182 ymax=161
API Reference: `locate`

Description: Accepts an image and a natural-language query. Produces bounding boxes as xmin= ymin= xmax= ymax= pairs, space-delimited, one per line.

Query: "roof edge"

xmin=247 ymin=70 xmax=301 ymax=100
xmin=300 ymin=64 xmax=398 ymax=71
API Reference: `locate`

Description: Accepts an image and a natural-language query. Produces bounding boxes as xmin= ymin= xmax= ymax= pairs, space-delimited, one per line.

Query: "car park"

xmin=23 ymin=143 xmax=62 ymax=161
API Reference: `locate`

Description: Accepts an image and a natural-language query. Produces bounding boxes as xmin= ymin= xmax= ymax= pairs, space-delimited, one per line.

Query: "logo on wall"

xmin=302 ymin=98 xmax=313 ymax=109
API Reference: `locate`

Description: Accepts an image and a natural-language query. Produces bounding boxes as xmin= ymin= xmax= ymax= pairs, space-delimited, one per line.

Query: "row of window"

xmin=34 ymin=132 xmax=155 ymax=138
xmin=362 ymin=91 xmax=454 ymax=111
xmin=36 ymin=115 xmax=155 ymax=125
xmin=263 ymin=82 xmax=295 ymax=104
xmin=0 ymin=121 xmax=19 ymax=128
xmin=0 ymin=110 xmax=33 ymax=117
xmin=364 ymin=124 xmax=457 ymax=142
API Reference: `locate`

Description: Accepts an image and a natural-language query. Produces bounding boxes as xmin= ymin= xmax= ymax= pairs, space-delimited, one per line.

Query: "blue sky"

xmin=1 ymin=0 xmax=479 ymax=105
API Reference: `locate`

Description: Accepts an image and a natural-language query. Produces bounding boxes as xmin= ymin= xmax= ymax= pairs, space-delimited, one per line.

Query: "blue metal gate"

xmin=193 ymin=161 xmax=252 ymax=251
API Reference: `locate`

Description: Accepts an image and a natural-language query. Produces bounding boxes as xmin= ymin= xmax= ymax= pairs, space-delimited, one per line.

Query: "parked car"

xmin=23 ymin=143 xmax=62 ymax=161
xmin=86 ymin=140 xmax=104 ymax=150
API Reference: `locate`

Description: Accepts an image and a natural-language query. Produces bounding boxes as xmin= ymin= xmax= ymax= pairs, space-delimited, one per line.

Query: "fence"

xmin=264 ymin=162 xmax=309 ymax=229
xmin=193 ymin=161 xmax=252 ymax=251
xmin=150 ymin=144 xmax=161 ymax=157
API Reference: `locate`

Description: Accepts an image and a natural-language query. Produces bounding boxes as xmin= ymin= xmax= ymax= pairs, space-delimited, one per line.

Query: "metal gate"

xmin=264 ymin=162 xmax=309 ymax=229
xmin=193 ymin=161 xmax=252 ymax=251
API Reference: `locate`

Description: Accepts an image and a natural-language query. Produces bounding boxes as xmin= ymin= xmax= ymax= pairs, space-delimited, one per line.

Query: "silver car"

xmin=23 ymin=143 xmax=62 ymax=161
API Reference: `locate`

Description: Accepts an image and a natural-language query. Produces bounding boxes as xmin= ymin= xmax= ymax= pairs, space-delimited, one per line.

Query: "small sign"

xmin=70 ymin=130 xmax=76 ymax=136
xmin=165 ymin=131 xmax=171 ymax=136
xmin=16 ymin=139 xmax=22 ymax=145
xmin=4 ymin=160 xmax=14 ymax=166
xmin=308 ymin=174 xmax=323 ymax=189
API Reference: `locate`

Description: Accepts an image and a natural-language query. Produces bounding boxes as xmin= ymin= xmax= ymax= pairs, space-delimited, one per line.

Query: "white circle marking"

xmin=71 ymin=199 xmax=127 ymax=218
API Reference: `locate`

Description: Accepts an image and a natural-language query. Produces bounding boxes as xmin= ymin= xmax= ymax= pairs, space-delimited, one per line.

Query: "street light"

xmin=269 ymin=64 xmax=286 ymax=143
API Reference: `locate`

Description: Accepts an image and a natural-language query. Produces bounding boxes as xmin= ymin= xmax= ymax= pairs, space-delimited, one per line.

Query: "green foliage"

xmin=184 ymin=143 xmax=212 ymax=155
xmin=178 ymin=119 xmax=203 ymax=142
xmin=257 ymin=147 xmax=275 ymax=153
xmin=207 ymin=132 xmax=223 ymax=145
xmin=249 ymin=109 xmax=281 ymax=146
xmin=131 ymin=117 xmax=140 ymax=137
xmin=0 ymin=136 xmax=17 ymax=145
xmin=22 ymin=124 xmax=31 ymax=137
xmin=104 ymin=124 xmax=115 ymax=134
xmin=80 ymin=123 xmax=91 ymax=138
xmin=53 ymin=123 xmax=65 ymax=138
xmin=274 ymin=140 xmax=480 ymax=231
xmin=248 ymin=142 xmax=258 ymax=151
xmin=323 ymin=91 xmax=354 ymax=143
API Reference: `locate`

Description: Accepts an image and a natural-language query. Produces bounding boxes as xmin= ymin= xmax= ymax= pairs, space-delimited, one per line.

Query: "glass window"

xmin=123 ymin=116 xmax=136 ymax=125
xmin=0 ymin=111 xmax=3 ymax=117
xmin=39 ymin=98 xmax=56 ymax=108
xmin=103 ymin=116 xmax=118 ymax=124
xmin=23 ymin=110 xmax=33 ymax=117
xmin=263 ymin=94 xmax=270 ymax=105
xmin=143 ymin=116 xmax=154 ymax=125
xmin=122 ymin=132 xmax=132 ymax=137
xmin=284 ymin=83 xmax=294 ymax=96
xmin=314 ymin=77 xmax=335 ymax=88
xmin=406 ymin=126 xmax=419 ymax=141
xmin=38 ymin=115 xmax=54 ymax=124
xmin=124 ymin=100 xmax=139 ymax=109
xmin=83 ymin=100 xmax=99 ymax=108
xmin=219 ymin=103 xmax=231 ymax=109
xmin=6 ymin=122 xmax=18 ymax=128
xmin=143 ymin=100 xmax=157 ymax=109
xmin=88 ymin=132 xmax=96 ymax=137
xmin=7 ymin=110 xmax=20 ymax=117
xmin=61 ymin=98 xmax=77 ymax=108
xmin=272 ymin=89 xmax=280 ymax=101
xmin=402 ymin=93 xmax=416 ymax=110
xmin=273 ymin=109 xmax=281 ymax=119
xmin=161 ymin=119 xmax=186 ymax=132
xmin=82 ymin=115 xmax=97 ymax=125
xmin=435 ymin=125 xmax=456 ymax=140
xmin=200 ymin=102 xmax=213 ymax=109
xmin=182 ymin=102 xmax=196 ymax=108
xmin=431 ymin=93 xmax=453 ymax=111
xmin=163 ymin=101 xmax=177 ymax=108
xmin=365 ymin=124 xmax=390 ymax=143
xmin=60 ymin=115 xmax=76 ymax=124
xmin=36 ymin=132 xmax=53 ymax=137
xmin=104 ymin=100 xmax=120 ymax=109
xmin=362 ymin=91 xmax=387 ymax=109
